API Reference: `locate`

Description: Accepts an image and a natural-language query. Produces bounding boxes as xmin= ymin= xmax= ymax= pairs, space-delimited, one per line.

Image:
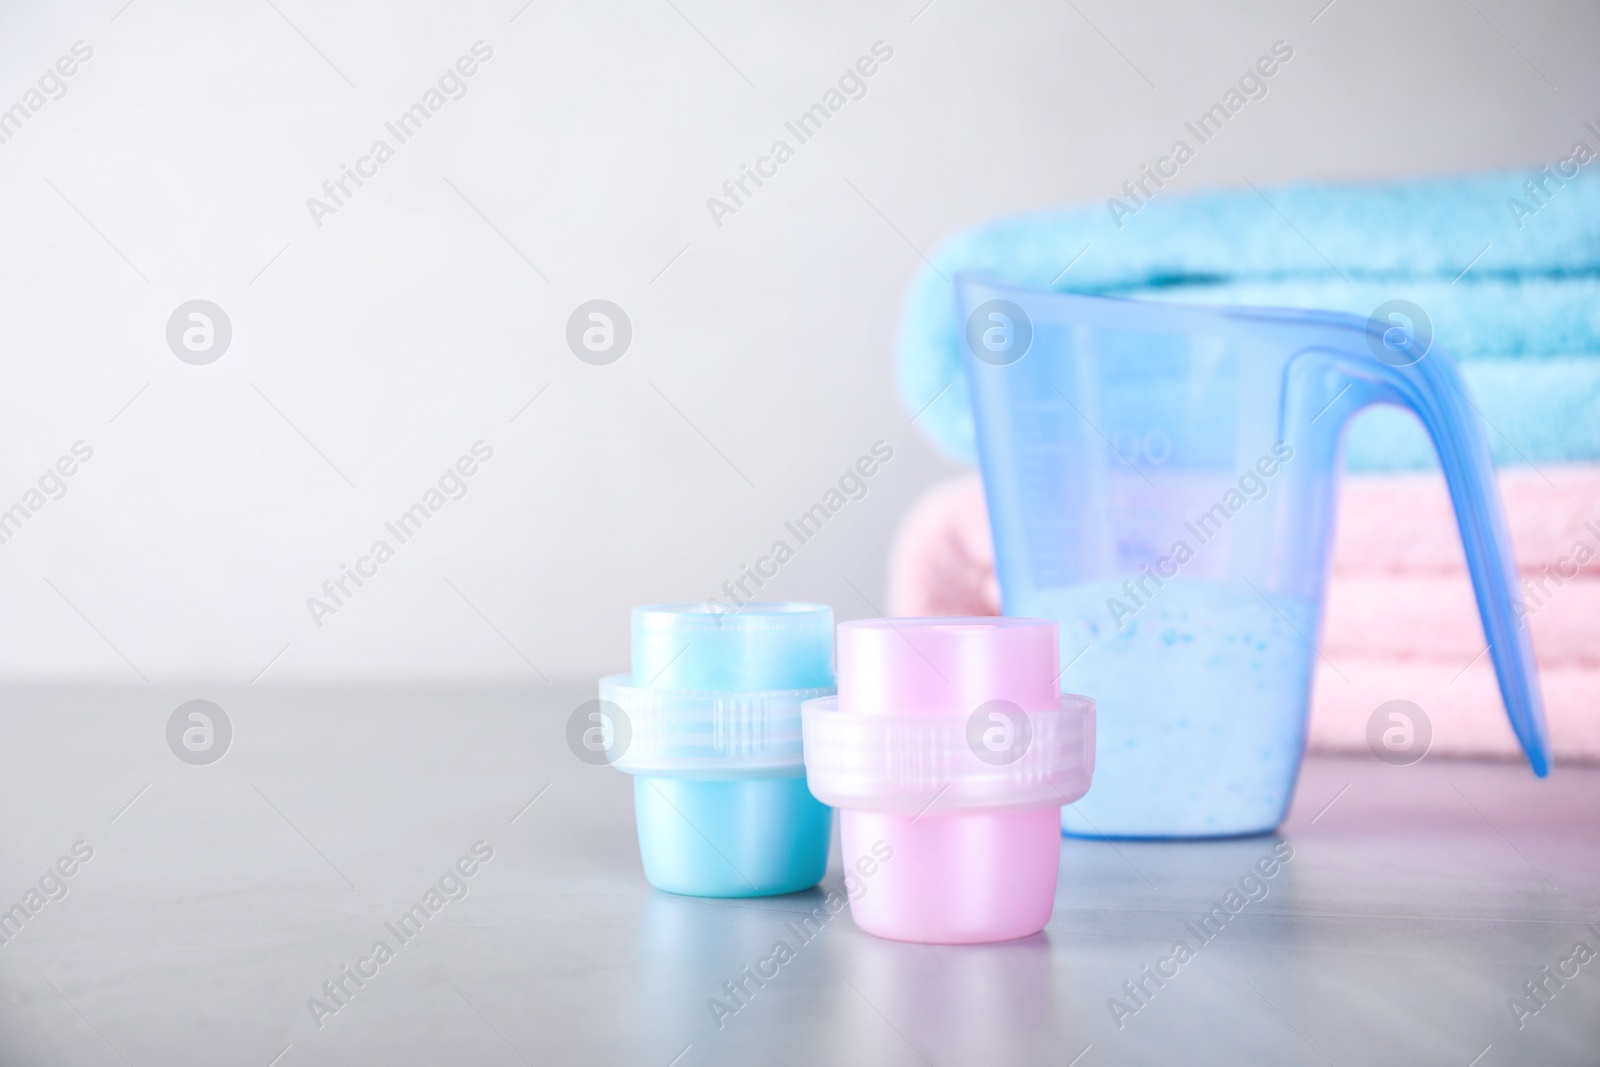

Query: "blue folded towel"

xmin=899 ymin=169 xmax=1600 ymax=471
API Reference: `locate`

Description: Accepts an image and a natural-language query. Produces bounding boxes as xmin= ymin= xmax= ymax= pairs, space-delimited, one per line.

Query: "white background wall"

xmin=0 ymin=0 xmax=1594 ymax=685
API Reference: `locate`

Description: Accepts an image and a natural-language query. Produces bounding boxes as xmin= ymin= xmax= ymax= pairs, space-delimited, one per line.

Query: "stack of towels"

xmin=891 ymin=167 xmax=1600 ymax=762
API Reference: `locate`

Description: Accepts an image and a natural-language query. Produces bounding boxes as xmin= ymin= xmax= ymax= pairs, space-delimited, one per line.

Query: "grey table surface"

xmin=0 ymin=685 xmax=1596 ymax=1067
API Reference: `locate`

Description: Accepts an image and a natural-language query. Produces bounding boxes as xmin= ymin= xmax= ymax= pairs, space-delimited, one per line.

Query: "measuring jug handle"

xmin=1321 ymin=328 xmax=1551 ymax=776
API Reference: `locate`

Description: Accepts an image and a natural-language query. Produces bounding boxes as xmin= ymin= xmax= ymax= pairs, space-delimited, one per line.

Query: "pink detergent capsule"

xmin=802 ymin=617 xmax=1094 ymax=944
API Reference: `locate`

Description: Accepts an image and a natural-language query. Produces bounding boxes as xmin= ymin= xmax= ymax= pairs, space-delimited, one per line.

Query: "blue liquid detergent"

xmin=618 ymin=603 xmax=835 ymax=897
xmin=634 ymin=775 xmax=831 ymax=897
xmin=1030 ymin=579 xmax=1318 ymax=838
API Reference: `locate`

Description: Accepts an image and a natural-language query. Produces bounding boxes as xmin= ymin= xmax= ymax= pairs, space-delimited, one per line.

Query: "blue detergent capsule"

xmin=600 ymin=603 xmax=834 ymax=897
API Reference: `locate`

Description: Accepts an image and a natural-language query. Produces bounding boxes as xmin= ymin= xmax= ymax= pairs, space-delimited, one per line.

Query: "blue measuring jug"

xmin=957 ymin=278 xmax=1549 ymax=839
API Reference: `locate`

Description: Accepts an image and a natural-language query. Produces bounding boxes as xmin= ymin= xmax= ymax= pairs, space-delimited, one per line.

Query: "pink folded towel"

xmin=1322 ymin=574 xmax=1599 ymax=666
xmin=888 ymin=475 xmax=999 ymax=619
xmin=1331 ymin=464 xmax=1600 ymax=577
xmin=1316 ymin=463 xmax=1600 ymax=761
xmin=1309 ymin=659 xmax=1600 ymax=761
xmin=888 ymin=465 xmax=1600 ymax=762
